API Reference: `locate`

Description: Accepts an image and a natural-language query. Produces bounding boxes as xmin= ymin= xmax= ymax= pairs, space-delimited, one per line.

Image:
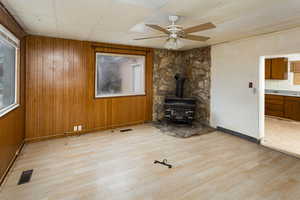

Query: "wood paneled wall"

xmin=0 ymin=3 xmax=26 ymax=184
xmin=25 ymin=36 xmax=153 ymax=141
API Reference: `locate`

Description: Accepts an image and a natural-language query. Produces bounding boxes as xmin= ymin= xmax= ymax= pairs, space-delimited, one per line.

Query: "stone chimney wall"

xmin=153 ymin=46 xmax=211 ymax=124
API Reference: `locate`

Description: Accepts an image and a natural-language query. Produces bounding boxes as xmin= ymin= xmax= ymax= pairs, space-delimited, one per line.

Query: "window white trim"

xmin=0 ymin=24 xmax=20 ymax=118
xmin=96 ymin=92 xmax=146 ymax=98
xmin=0 ymin=103 xmax=19 ymax=118
xmin=95 ymin=52 xmax=146 ymax=98
xmin=0 ymin=24 xmax=19 ymax=48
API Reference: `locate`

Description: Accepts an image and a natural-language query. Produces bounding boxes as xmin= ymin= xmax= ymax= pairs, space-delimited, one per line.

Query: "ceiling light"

xmin=164 ymin=38 xmax=184 ymax=50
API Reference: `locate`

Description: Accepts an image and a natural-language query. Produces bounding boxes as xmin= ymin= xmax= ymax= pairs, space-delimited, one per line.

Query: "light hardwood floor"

xmin=1 ymin=124 xmax=300 ymax=200
xmin=263 ymin=116 xmax=300 ymax=158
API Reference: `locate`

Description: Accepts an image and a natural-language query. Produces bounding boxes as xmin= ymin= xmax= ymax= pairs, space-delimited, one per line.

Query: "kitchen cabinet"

xmin=265 ymin=59 xmax=272 ymax=79
xmin=265 ymin=58 xmax=288 ymax=80
xmin=265 ymin=94 xmax=284 ymax=117
xmin=284 ymin=96 xmax=300 ymax=121
xmin=265 ymin=94 xmax=300 ymax=121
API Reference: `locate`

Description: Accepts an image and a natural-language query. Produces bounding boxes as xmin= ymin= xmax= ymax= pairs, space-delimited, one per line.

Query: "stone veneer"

xmin=153 ymin=46 xmax=211 ymax=124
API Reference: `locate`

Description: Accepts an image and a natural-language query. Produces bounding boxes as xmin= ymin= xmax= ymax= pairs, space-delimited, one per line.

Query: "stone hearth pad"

xmin=152 ymin=121 xmax=215 ymax=138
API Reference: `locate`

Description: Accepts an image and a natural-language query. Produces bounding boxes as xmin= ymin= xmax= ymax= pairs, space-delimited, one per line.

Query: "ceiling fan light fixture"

xmin=164 ymin=38 xmax=184 ymax=50
xmin=134 ymin=15 xmax=215 ymax=49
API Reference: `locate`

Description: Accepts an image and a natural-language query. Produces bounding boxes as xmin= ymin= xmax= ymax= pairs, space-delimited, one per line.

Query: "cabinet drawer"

xmin=265 ymin=103 xmax=284 ymax=111
xmin=265 ymin=99 xmax=284 ymax=105
xmin=284 ymin=96 xmax=300 ymax=101
xmin=265 ymin=94 xmax=284 ymax=100
xmin=265 ymin=110 xmax=284 ymax=118
xmin=265 ymin=94 xmax=284 ymax=105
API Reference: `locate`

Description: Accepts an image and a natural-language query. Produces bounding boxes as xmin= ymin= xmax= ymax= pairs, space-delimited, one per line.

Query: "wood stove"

xmin=164 ymin=74 xmax=196 ymax=124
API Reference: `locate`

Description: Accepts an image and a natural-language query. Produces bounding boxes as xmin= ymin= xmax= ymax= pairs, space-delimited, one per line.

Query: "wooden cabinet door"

xmin=265 ymin=59 xmax=271 ymax=79
xmin=271 ymin=58 xmax=287 ymax=80
xmin=284 ymin=97 xmax=300 ymax=121
xmin=265 ymin=94 xmax=284 ymax=117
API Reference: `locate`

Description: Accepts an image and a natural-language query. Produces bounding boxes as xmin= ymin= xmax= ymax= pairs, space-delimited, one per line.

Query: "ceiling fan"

xmin=134 ymin=15 xmax=216 ymax=50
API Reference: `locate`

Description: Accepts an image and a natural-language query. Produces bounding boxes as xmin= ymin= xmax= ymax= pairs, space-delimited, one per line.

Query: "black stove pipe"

xmin=174 ymin=74 xmax=185 ymax=98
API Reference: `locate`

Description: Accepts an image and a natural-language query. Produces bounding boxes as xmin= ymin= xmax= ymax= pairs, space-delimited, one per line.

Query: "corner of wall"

xmin=152 ymin=46 xmax=212 ymax=124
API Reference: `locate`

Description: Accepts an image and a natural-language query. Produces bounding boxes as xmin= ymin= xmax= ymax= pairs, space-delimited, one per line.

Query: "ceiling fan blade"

xmin=145 ymin=24 xmax=170 ymax=34
xmin=183 ymin=22 xmax=216 ymax=34
xmin=134 ymin=35 xmax=168 ymax=40
xmin=182 ymin=34 xmax=210 ymax=41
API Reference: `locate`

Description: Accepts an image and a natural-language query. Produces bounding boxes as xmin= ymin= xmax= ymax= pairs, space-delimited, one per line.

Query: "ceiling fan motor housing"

xmin=167 ymin=15 xmax=183 ymax=38
xmin=169 ymin=15 xmax=179 ymax=23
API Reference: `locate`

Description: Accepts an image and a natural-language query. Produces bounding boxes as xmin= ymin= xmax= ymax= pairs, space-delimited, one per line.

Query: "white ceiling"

xmin=3 ymin=0 xmax=300 ymax=50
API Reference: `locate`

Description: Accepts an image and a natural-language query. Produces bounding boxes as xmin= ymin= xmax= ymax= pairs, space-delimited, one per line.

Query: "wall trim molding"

xmin=92 ymin=45 xmax=151 ymax=53
xmin=25 ymin=121 xmax=145 ymax=143
xmin=217 ymin=126 xmax=261 ymax=144
xmin=27 ymin=35 xmax=152 ymax=52
xmin=0 ymin=141 xmax=25 ymax=187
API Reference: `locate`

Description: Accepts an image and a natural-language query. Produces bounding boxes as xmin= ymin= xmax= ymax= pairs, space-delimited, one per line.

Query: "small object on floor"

xmin=18 ymin=169 xmax=33 ymax=185
xmin=120 ymin=128 xmax=133 ymax=132
xmin=154 ymin=159 xmax=172 ymax=168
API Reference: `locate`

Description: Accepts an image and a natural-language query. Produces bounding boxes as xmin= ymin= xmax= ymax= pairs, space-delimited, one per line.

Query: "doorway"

xmin=260 ymin=53 xmax=300 ymax=157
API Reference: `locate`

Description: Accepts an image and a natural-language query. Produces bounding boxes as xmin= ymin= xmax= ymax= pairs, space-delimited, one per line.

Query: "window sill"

xmin=0 ymin=103 xmax=20 ymax=118
xmin=95 ymin=93 xmax=146 ymax=99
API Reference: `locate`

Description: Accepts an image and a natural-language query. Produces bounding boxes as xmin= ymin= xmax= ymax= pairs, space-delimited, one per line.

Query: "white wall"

xmin=211 ymin=27 xmax=300 ymax=139
xmin=265 ymin=54 xmax=300 ymax=91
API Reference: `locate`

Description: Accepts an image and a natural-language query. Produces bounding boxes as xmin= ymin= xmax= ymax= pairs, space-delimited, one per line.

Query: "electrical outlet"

xmin=73 ymin=126 xmax=78 ymax=132
xmin=78 ymin=125 xmax=82 ymax=131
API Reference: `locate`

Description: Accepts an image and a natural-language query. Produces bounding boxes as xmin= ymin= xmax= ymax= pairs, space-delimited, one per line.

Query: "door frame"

xmin=258 ymin=56 xmax=266 ymax=140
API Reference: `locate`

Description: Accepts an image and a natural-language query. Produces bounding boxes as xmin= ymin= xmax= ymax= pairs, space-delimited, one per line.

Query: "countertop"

xmin=265 ymin=89 xmax=300 ymax=97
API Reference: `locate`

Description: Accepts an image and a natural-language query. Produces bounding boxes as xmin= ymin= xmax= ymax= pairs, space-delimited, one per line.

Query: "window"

xmin=0 ymin=25 xmax=20 ymax=117
xmin=294 ymin=73 xmax=300 ymax=85
xmin=95 ymin=52 xmax=145 ymax=98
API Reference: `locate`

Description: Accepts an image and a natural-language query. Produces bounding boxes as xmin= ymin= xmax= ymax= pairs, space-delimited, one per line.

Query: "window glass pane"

xmin=96 ymin=53 xmax=145 ymax=97
xmin=0 ymin=37 xmax=16 ymax=111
